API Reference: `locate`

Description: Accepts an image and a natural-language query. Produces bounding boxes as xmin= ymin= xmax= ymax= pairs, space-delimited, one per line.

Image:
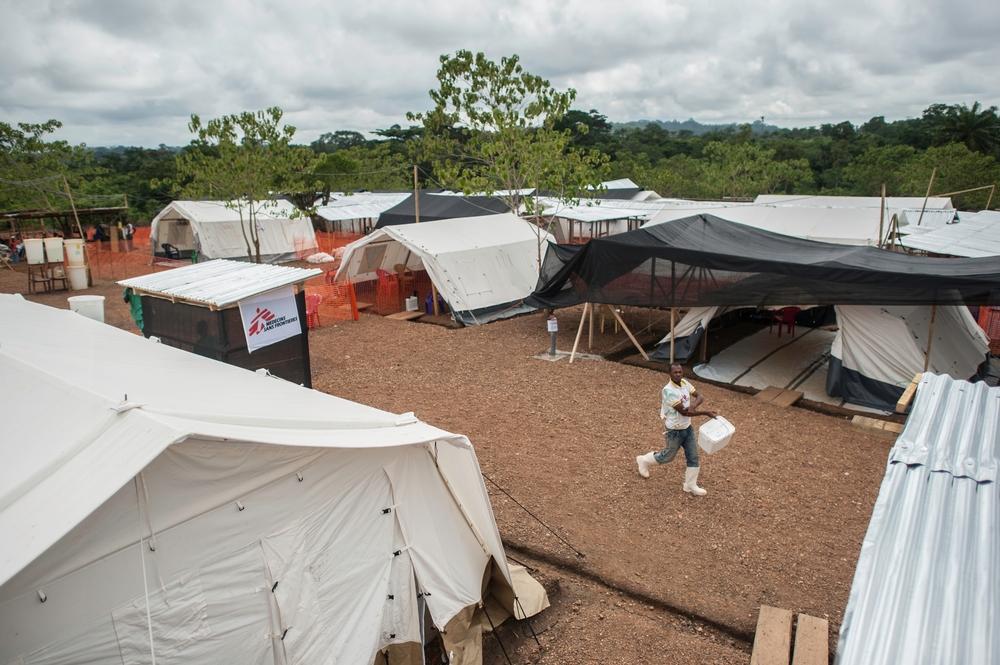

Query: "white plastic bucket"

xmin=24 ymin=238 xmax=45 ymax=265
xmin=405 ymin=296 xmax=419 ymax=312
xmin=43 ymin=237 xmax=64 ymax=263
xmin=66 ymin=265 xmax=89 ymax=290
xmin=698 ymin=416 xmax=735 ymax=454
xmin=64 ymin=239 xmax=85 ymax=266
xmin=68 ymin=295 xmax=105 ymax=322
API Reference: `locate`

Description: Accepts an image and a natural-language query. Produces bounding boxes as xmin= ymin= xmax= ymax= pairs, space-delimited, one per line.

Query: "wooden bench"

xmin=751 ymin=605 xmax=827 ymax=665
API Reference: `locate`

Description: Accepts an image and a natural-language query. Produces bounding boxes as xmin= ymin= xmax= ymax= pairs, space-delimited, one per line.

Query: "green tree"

xmin=175 ymin=107 xmax=317 ymax=262
xmin=700 ymin=142 xmax=813 ymax=198
xmin=896 ymin=143 xmax=1000 ymax=209
xmin=841 ymin=144 xmax=917 ymax=195
xmin=310 ymin=130 xmax=368 ymax=153
xmin=408 ymin=50 xmax=607 ymax=213
xmin=923 ymin=102 xmax=1000 ymax=156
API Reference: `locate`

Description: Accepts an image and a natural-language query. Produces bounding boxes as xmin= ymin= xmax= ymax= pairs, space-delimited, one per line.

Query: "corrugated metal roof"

xmin=119 ymin=259 xmax=322 ymax=307
xmin=836 ymin=373 xmax=1000 ymax=665
xmin=901 ymin=211 xmax=1000 ymax=258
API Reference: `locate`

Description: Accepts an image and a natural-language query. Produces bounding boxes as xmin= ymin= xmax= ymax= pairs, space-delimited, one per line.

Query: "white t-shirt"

xmin=661 ymin=379 xmax=697 ymax=430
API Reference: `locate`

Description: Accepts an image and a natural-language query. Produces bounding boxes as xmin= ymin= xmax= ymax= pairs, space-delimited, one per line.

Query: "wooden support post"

xmin=431 ymin=282 xmax=440 ymax=317
xmin=610 ymin=306 xmax=650 ymax=360
xmin=878 ymin=183 xmax=886 ymax=247
xmin=569 ymin=303 xmax=590 ymax=364
xmin=988 ymin=184 xmax=996 ymax=210
xmin=669 ymin=307 xmax=676 ymax=363
xmin=916 ymin=167 xmax=937 ymax=227
xmin=588 ymin=300 xmax=594 ymax=349
xmin=413 ymin=165 xmax=420 ymax=224
xmin=923 ymin=304 xmax=937 ymax=371
xmin=699 ymin=322 xmax=709 ymax=362
xmin=63 ymin=176 xmax=90 ymax=286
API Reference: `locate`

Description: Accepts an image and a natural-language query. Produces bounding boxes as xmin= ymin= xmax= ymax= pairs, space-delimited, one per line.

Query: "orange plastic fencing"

xmin=314 ymin=231 xmax=363 ymax=255
xmin=303 ymin=273 xmax=360 ymax=324
xmin=84 ymin=242 xmax=183 ymax=282
xmin=978 ymin=306 xmax=1000 ymax=355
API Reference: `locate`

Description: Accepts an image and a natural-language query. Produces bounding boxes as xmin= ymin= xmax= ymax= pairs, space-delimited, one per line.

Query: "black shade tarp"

xmin=528 ymin=214 xmax=1000 ymax=308
xmin=375 ymin=192 xmax=510 ymax=228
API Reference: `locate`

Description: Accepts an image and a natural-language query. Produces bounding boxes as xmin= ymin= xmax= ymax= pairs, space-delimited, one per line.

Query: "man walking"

xmin=636 ymin=363 xmax=717 ymax=496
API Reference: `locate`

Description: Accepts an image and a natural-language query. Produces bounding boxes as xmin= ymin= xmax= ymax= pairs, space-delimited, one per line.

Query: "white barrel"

xmin=64 ymin=239 xmax=86 ymax=266
xmin=67 ymin=295 xmax=105 ymax=322
xmin=43 ymin=237 xmax=64 ymax=263
xmin=24 ymin=238 xmax=45 ymax=265
xmin=67 ymin=265 xmax=89 ymax=290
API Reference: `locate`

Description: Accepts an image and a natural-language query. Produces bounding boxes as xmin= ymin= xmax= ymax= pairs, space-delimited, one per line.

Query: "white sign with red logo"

xmin=238 ymin=285 xmax=303 ymax=353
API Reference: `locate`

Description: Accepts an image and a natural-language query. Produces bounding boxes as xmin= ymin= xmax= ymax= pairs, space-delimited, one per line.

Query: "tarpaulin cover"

xmin=529 ymin=214 xmax=1000 ymax=309
xmin=375 ymin=193 xmax=510 ymax=228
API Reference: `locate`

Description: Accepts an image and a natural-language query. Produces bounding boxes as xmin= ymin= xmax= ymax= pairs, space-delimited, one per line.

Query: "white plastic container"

xmin=68 ymin=295 xmax=105 ymax=322
xmin=24 ymin=238 xmax=45 ymax=265
xmin=64 ymin=239 xmax=86 ymax=266
xmin=698 ymin=416 xmax=735 ymax=454
xmin=405 ymin=296 xmax=419 ymax=312
xmin=43 ymin=237 xmax=64 ymax=263
xmin=66 ymin=265 xmax=89 ymax=290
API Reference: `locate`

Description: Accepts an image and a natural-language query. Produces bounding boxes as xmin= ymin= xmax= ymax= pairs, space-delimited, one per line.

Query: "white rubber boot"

xmin=636 ymin=452 xmax=657 ymax=479
xmin=683 ymin=466 xmax=707 ymax=496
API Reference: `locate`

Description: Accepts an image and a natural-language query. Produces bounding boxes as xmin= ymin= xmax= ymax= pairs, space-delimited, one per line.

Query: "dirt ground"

xmin=2 ymin=264 xmax=894 ymax=664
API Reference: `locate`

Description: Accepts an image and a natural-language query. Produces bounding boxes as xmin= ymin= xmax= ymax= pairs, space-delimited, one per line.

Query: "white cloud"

xmin=0 ymin=0 xmax=997 ymax=146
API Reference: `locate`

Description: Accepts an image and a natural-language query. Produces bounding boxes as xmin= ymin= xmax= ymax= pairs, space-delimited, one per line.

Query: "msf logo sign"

xmin=247 ymin=307 xmax=276 ymax=336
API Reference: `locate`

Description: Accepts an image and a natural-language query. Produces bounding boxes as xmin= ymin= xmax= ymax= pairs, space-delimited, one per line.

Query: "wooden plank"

xmin=852 ymin=415 xmax=886 ymax=430
xmin=895 ymin=373 xmax=923 ymax=413
xmin=755 ymin=386 xmax=784 ymax=403
xmin=355 ymin=301 xmax=373 ymax=311
xmin=770 ymin=389 xmax=803 ymax=408
xmin=883 ymin=421 xmax=905 ymax=434
xmin=791 ymin=614 xmax=828 ymax=665
xmin=385 ymin=310 xmax=424 ymax=321
xmin=751 ymin=605 xmax=794 ymax=665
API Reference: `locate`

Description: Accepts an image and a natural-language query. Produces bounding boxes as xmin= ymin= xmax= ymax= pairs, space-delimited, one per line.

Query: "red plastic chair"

xmin=375 ymin=268 xmax=400 ymax=313
xmin=770 ymin=306 xmax=801 ymax=337
xmin=305 ymin=293 xmax=322 ymax=329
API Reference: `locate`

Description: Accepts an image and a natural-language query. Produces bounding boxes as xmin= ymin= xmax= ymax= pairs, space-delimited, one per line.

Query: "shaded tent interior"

xmin=529 ymin=214 xmax=1000 ymax=409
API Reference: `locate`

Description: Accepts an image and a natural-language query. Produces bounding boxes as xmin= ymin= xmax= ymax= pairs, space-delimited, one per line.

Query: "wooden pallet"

xmin=754 ymin=386 xmax=803 ymax=408
xmin=751 ymin=605 xmax=828 ymax=665
xmin=384 ymin=310 xmax=424 ymax=321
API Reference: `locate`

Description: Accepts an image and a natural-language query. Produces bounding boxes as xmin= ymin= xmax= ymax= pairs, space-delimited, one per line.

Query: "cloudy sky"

xmin=1 ymin=0 xmax=997 ymax=147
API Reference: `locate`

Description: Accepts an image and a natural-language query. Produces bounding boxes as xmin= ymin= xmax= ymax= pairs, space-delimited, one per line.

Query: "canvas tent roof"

xmin=150 ymin=200 xmax=317 ymax=263
xmin=375 ymin=192 xmax=510 ymax=228
xmin=119 ymin=259 xmax=321 ymax=307
xmin=837 ymin=373 xmax=1000 ymax=664
xmin=901 ymin=210 xmax=1000 ymax=257
xmin=336 ymin=213 xmax=552 ymax=325
xmin=528 ymin=214 xmax=1000 ymax=310
xmin=754 ymin=194 xmax=954 ymax=210
xmin=542 ymin=204 xmax=651 ymax=222
xmin=0 ymin=294 xmax=527 ymax=664
xmin=314 ymin=192 xmax=410 ymax=222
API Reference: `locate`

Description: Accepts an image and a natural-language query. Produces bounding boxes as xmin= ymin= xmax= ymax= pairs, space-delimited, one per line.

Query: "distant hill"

xmin=612 ymin=118 xmax=781 ymax=135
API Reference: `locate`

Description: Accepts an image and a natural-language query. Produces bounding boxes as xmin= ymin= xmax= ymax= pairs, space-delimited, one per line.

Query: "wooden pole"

xmin=610 ymin=307 xmax=650 ymax=360
xmin=569 ymin=303 xmax=590 ymax=363
xmin=587 ymin=296 xmax=594 ymax=351
xmin=988 ymin=184 xmax=996 ymax=210
xmin=63 ymin=176 xmax=91 ymax=286
xmin=878 ymin=183 xmax=886 ymax=247
xmin=699 ymin=321 xmax=709 ymax=362
xmin=923 ymin=304 xmax=937 ymax=371
xmin=916 ymin=167 xmax=937 ymax=226
xmin=413 ymin=165 xmax=420 ymax=224
xmin=669 ymin=307 xmax=676 ymax=363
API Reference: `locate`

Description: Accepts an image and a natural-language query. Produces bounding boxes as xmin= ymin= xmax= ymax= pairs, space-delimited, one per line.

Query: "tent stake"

xmin=569 ymin=303 xmax=590 ymax=363
xmin=611 ymin=307 xmax=649 ymax=360
xmin=923 ymin=304 xmax=937 ymax=371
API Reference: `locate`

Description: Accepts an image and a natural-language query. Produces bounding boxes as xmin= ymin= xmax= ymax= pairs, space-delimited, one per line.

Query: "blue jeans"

xmin=655 ymin=426 xmax=699 ymax=468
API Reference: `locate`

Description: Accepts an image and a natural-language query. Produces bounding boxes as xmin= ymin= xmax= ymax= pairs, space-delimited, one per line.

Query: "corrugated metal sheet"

xmin=836 ymin=373 xmax=1000 ymax=664
xmin=119 ymin=259 xmax=322 ymax=307
xmin=902 ymin=211 xmax=1000 ymax=258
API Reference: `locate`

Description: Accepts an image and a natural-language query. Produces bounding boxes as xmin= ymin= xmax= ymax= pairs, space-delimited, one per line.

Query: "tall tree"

xmin=408 ymin=50 xmax=608 ymax=213
xmin=175 ymin=107 xmax=316 ymax=262
xmin=924 ymin=102 xmax=1000 ymax=156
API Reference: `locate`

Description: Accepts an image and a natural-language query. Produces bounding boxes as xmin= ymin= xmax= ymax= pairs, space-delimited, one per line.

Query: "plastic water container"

xmin=67 ymin=265 xmax=89 ymax=290
xmin=698 ymin=416 xmax=735 ymax=454
xmin=68 ymin=295 xmax=105 ymax=322
xmin=43 ymin=237 xmax=64 ymax=263
xmin=24 ymin=238 xmax=45 ymax=265
xmin=64 ymin=239 xmax=85 ymax=266
xmin=405 ymin=296 xmax=419 ymax=312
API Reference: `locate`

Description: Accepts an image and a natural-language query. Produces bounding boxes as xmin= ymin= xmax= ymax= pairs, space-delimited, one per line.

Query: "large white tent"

xmin=314 ymin=193 xmax=410 ymax=234
xmin=150 ymin=200 xmax=317 ymax=263
xmin=0 ymin=295 xmax=545 ymax=665
xmin=334 ymin=213 xmax=554 ymax=325
xmin=901 ymin=211 xmax=1000 ymax=257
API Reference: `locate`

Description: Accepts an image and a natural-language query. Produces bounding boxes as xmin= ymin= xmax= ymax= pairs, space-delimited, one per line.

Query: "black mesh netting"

xmin=141 ymin=291 xmax=312 ymax=387
xmin=528 ymin=214 xmax=1000 ymax=309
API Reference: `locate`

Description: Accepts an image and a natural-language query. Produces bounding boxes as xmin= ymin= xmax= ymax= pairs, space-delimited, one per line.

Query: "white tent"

xmin=901 ymin=211 xmax=1000 ymax=257
xmin=314 ymin=193 xmax=410 ymax=234
xmin=150 ymin=200 xmax=317 ymax=263
xmin=0 ymin=294 xmax=546 ymax=665
xmin=754 ymin=194 xmax=954 ymax=210
xmin=334 ymin=213 xmax=554 ymax=325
